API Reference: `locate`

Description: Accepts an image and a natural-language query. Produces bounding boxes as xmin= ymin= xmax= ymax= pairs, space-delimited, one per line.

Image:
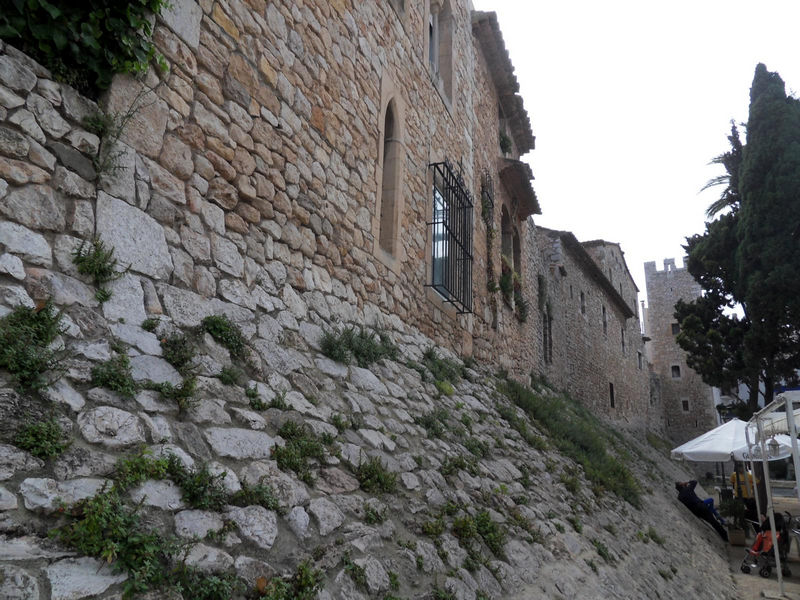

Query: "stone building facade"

xmin=0 ymin=0 xmax=543 ymax=371
xmin=531 ymin=228 xmax=654 ymax=427
xmin=644 ymin=258 xmax=717 ymax=443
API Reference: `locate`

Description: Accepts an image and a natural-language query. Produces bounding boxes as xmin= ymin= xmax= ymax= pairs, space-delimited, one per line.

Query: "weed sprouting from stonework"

xmin=354 ymin=456 xmax=397 ymax=494
xmin=14 ymin=419 xmax=69 ymax=459
xmin=201 ymin=314 xmax=247 ymax=360
xmin=217 ymin=365 xmax=243 ymax=386
xmin=320 ymin=325 xmax=398 ymax=368
xmin=497 ymin=376 xmax=641 ymax=507
xmin=72 ymin=237 xmax=126 ymax=302
xmin=273 ymin=421 xmax=326 ymax=485
xmin=0 ymin=300 xmax=64 ymax=392
xmin=160 ymin=333 xmax=195 ymax=374
xmin=91 ymin=354 xmax=137 ymax=398
xmin=415 ymin=408 xmax=449 ymax=439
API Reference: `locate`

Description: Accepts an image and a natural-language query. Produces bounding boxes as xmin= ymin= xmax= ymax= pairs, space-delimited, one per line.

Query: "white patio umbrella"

xmin=670 ymin=418 xmax=749 ymax=462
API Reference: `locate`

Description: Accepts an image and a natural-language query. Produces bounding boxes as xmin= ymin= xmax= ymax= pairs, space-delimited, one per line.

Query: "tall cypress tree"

xmin=736 ymin=63 xmax=800 ymax=403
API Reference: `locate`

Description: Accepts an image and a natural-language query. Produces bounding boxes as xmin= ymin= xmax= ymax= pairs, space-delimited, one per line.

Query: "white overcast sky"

xmin=471 ymin=0 xmax=800 ymax=304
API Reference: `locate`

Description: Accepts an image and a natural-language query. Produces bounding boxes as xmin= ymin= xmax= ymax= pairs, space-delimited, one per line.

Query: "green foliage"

xmin=343 ymin=553 xmax=367 ymax=590
xmin=151 ymin=377 xmax=197 ymax=413
xmin=173 ymin=566 xmax=243 ymax=600
xmin=475 ymin=510 xmax=506 ymax=558
xmin=53 ymin=487 xmax=172 ymax=597
xmin=364 ymin=503 xmax=387 ymax=525
xmin=91 ymin=354 xmax=137 ymax=398
xmin=388 ymin=570 xmax=400 ymax=591
xmin=201 ymin=315 xmax=248 ymax=360
xmin=273 ymin=421 xmax=325 ymax=485
xmin=355 ymin=456 xmax=397 ymax=493
xmin=432 ymin=585 xmax=455 ymax=600
xmin=415 ymin=408 xmax=449 ymax=439
xmin=566 ymin=515 xmax=583 ymax=534
xmin=167 ymin=455 xmax=229 ymax=511
xmin=331 ymin=413 xmax=348 ymax=432
xmin=268 ymin=389 xmax=288 ymax=410
xmin=141 ymin=318 xmax=159 ymax=332
xmin=255 ymin=561 xmax=323 ymax=600
xmin=464 ymin=437 xmax=490 ymax=458
xmin=248 ymin=387 xmax=268 ymax=411
xmin=320 ymin=325 xmax=398 ymax=368
xmin=217 ymin=365 xmax=243 ymax=386
xmin=0 ymin=0 xmax=169 ymax=96
xmin=452 ymin=515 xmax=478 ymax=541
xmin=160 ymin=334 xmax=195 ymax=374
xmin=435 ymin=379 xmax=454 ymax=396
xmin=422 ymin=347 xmax=464 ymax=384
xmin=113 ymin=451 xmax=169 ymax=490
xmin=421 ymin=517 xmax=445 ymax=537
xmin=0 ymin=300 xmax=64 ymax=391
xmin=592 ymin=539 xmax=614 ymax=564
xmin=72 ymin=237 xmax=124 ymax=301
xmin=440 ymin=454 xmax=479 ymax=478
xmin=230 ymin=480 xmax=281 ymax=512
xmin=498 ymin=377 xmax=641 ymax=507
xmin=560 ymin=470 xmax=580 ymax=495
xmin=495 ymin=404 xmax=547 ymax=451
xmin=14 ymin=419 xmax=68 ymax=459
xmin=499 ymin=130 xmax=512 ymax=155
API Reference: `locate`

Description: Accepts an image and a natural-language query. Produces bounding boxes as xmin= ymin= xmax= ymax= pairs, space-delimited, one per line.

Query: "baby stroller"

xmin=740 ymin=512 xmax=792 ymax=578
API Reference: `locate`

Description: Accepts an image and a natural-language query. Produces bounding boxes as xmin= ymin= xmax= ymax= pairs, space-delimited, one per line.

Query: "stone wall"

xmin=644 ymin=258 xmax=717 ymax=444
xmin=531 ymin=228 xmax=654 ymax=427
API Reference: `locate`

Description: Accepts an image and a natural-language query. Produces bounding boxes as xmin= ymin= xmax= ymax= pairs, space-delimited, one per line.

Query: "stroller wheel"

xmin=760 ymin=566 xmax=772 ymax=578
xmin=741 ymin=565 xmax=751 ymax=574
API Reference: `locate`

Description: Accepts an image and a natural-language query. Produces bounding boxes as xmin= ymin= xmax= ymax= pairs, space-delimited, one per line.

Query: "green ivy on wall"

xmin=0 ymin=0 xmax=169 ymax=97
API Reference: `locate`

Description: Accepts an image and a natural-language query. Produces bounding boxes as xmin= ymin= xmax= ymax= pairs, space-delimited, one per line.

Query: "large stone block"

xmin=96 ymin=191 xmax=173 ymax=279
xmin=0 ymin=184 xmax=65 ymax=231
xmin=160 ymin=0 xmax=203 ymax=49
xmin=0 ymin=221 xmax=52 ymax=266
xmin=104 ymin=76 xmax=168 ymax=159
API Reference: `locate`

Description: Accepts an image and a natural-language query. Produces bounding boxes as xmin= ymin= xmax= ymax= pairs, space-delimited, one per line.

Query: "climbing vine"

xmin=0 ymin=0 xmax=169 ymax=96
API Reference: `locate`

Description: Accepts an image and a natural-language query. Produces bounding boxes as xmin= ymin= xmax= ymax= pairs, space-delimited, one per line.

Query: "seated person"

xmin=675 ymin=480 xmax=729 ymax=541
xmin=731 ymin=465 xmax=755 ymax=499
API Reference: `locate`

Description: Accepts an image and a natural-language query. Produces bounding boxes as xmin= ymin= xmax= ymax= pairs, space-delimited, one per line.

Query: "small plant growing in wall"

xmin=14 ymin=418 xmax=69 ymax=459
xmin=72 ymin=237 xmax=126 ymax=302
xmin=499 ymin=130 xmax=512 ymax=155
xmin=0 ymin=299 xmax=64 ymax=392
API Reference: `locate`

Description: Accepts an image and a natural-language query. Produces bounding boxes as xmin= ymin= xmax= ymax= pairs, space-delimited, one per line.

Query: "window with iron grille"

xmin=429 ymin=160 xmax=473 ymax=313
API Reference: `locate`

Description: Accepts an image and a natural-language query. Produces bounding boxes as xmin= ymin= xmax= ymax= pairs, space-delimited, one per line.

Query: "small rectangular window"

xmin=671 ymin=365 xmax=681 ymax=378
xmin=671 ymin=323 xmax=680 ymax=335
xmin=682 ymin=400 xmax=690 ymax=412
xmin=580 ymin=291 xmax=586 ymax=315
xmin=621 ymin=327 xmax=625 ymax=353
xmin=609 ymin=382 xmax=615 ymax=407
xmin=637 ymin=351 xmax=643 ymax=370
xmin=429 ymin=160 xmax=473 ymax=313
xmin=602 ymin=305 xmax=607 ymax=335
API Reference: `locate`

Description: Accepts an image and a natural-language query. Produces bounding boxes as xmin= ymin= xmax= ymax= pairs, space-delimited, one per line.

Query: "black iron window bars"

xmin=429 ymin=160 xmax=473 ymax=314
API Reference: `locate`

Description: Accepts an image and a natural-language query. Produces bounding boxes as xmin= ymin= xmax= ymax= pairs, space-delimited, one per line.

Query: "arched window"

xmin=379 ymin=101 xmax=401 ymax=254
xmin=500 ymin=206 xmax=512 ymax=266
xmin=428 ymin=0 xmax=453 ymax=100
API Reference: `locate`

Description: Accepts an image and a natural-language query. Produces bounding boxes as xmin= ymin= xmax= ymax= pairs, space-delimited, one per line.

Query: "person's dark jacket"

xmin=677 ymin=480 xmax=703 ymax=510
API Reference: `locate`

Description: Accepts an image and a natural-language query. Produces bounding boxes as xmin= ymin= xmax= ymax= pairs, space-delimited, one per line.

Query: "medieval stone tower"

xmin=644 ymin=258 xmax=717 ymax=444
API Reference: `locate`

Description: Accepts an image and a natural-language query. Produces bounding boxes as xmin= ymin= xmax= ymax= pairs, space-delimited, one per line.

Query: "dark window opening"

xmin=609 ymin=382 xmax=615 ymax=407
xmin=682 ymin=400 xmax=690 ymax=412
xmin=671 ymin=365 xmax=681 ymax=378
xmin=429 ymin=160 xmax=473 ymax=313
xmin=602 ymin=305 xmax=607 ymax=335
xmin=580 ymin=291 xmax=585 ymax=315
xmin=671 ymin=323 xmax=680 ymax=335
xmin=379 ymin=101 xmax=400 ymax=254
xmin=637 ymin=351 xmax=643 ymax=370
xmin=543 ymin=305 xmax=553 ymax=364
xmin=621 ymin=326 xmax=625 ymax=353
